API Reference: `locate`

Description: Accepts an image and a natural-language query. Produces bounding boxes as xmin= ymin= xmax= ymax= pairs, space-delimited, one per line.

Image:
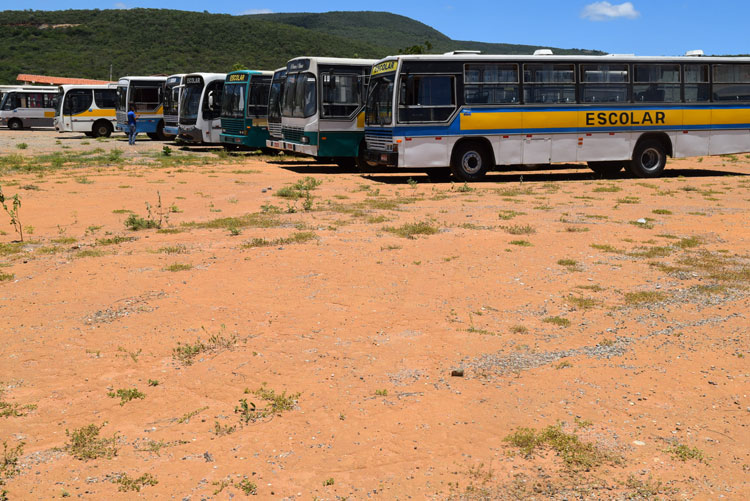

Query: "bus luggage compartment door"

xmin=522 ymin=135 xmax=551 ymax=164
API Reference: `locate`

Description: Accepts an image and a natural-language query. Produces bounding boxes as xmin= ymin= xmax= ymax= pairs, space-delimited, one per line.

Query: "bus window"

xmin=94 ymin=89 xmax=117 ymax=109
xmin=64 ymin=89 xmax=93 ymax=115
xmin=523 ymin=64 xmax=576 ymax=104
xmin=634 ymin=64 xmax=681 ymax=102
xmin=321 ymin=73 xmax=360 ymax=118
xmin=580 ymin=64 xmax=629 ymax=103
xmin=464 ymin=63 xmax=519 ymax=104
xmin=132 ymin=85 xmax=161 ymax=111
xmin=398 ymin=74 xmax=456 ymax=122
xmin=247 ymin=77 xmax=271 ymax=118
xmin=712 ymin=64 xmax=750 ymax=102
xmin=684 ymin=64 xmax=709 ymax=102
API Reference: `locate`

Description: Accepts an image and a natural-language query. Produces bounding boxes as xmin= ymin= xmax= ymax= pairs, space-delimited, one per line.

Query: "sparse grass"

xmin=383 ymin=221 xmax=439 ymax=239
xmin=593 ymin=185 xmax=621 ymax=193
xmin=237 ymin=478 xmax=257 ymax=495
xmin=509 ymin=240 xmax=532 ymax=246
xmin=164 ymin=263 xmax=192 ymax=272
xmin=172 ymin=325 xmax=238 ymax=366
xmin=501 ymin=224 xmax=535 ymax=235
xmin=628 ymin=246 xmax=673 ymax=259
xmin=509 ymin=325 xmax=528 ymax=334
xmin=1 ymin=440 xmax=24 ymax=492
xmin=576 ymin=284 xmax=604 ymax=292
xmin=124 ymin=214 xmax=160 ymax=230
xmin=504 ymin=424 xmax=608 ymax=470
xmin=235 ymin=384 xmax=300 ymax=424
xmin=0 ymin=389 xmax=36 ymax=418
xmin=0 ymin=272 xmax=14 ymax=282
xmin=590 ymin=243 xmax=625 ymax=254
xmin=323 ymin=477 xmax=335 ymax=486
xmin=242 ymin=231 xmax=318 ymax=248
xmin=158 ymin=244 xmax=187 ymax=254
xmin=107 ymin=387 xmax=145 ymax=406
xmin=375 ymin=389 xmax=388 ymax=396
xmin=555 ymin=360 xmax=572 ymax=369
xmin=598 ymin=338 xmax=615 ymax=347
xmin=115 ymin=473 xmax=158 ymax=492
xmin=624 ymin=291 xmax=666 ymax=305
xmin=565 ymin=226 xmax=589 ymax=232
xmin=97 ymin=235 xmax=135 ymax=246
xmin=177 ymin=406 xmax=209 ymax=424
xmin=212 ymin=421 xmax=237 ymax=436
xmin=65 ymin=423 xmax=117 ymax=460
xmin=183 ymin=212 xmax=281 ymax=231
xmin=652 ymin=209 xmax=672 ymax=215
xmin=668 ymin=443 xmax=706 ymax=463
xmin=75 ymin=249 xmax=105 ymax=258
xmin=543 ymin=316 xmax=570 ymax=327
xmin=567 ymin=295 xmax=600 ymax=309
xmin=677 ymin=236 xmax=702 ymax=249
xmin=616 ymin=196 xmax=640 ymax=204
xmin=625 ymin=474 xmax=672 ymax=499
xmin=275 ymin=176 xmax=321 ymax=199
xmin=557 ymin=259 xmax=580 ymax=270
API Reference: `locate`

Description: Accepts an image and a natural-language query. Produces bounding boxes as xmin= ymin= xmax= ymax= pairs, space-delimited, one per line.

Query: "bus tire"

xmin=588 ymin=161 xmax=624 ymax=178
xmin=425 ymin=168 xmax=452 ymax=182
xmin=450 ymin=141 xmax=490 ymax=181
xmin=146 ymin=132 xmax=158 ymax=140
xmin=92 ymin=120 xmax=112 ymax=138
xmin=8 ymin=119 xmax=22 ymax=131
xmin=628 ymin=140 xmax=667 ymax=178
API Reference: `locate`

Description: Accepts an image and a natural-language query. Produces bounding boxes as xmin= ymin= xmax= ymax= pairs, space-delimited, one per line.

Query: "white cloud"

xmin=581 ymin=2 xmax=640 ymax=21
xmin=113 ymin=2 xmax=128 ymax=9
xmin=238 ymin=8 xmax=273 ymax=15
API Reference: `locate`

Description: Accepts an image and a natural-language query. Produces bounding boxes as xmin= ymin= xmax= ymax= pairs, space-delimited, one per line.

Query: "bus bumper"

xmin=178 ymin=126 xmax=203 ymax=144
xmin=365 ymin=149 xmax=398 ymax=168
xmin=164 ymin=125 xmax=179 ymax=136
xmin=266 ymin=139 xmax=317 ymax=156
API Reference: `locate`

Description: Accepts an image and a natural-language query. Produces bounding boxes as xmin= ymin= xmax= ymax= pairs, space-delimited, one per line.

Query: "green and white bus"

xmin=364 ymin=51 xmax=750 ymax=180
xmin=220 ymin=69 xmax=273 ymax=150
xmin=266 ymin=57 xmax=377 ymax=166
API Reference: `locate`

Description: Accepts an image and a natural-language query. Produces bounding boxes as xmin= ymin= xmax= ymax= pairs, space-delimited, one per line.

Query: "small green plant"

xmin=164 ymin=263 xmax=192 ymax=272
xmin=162 ymin=145 xmax=172 ymax=157
xmin=668 ymin=443 xmax=706 ymax=462
xmin=177 ymin=406 xmax=209 ymax=424
xmin=236 ymin=478 xmax=257 ymax=495
xmin=96 ymin=235 xmax=134 ymax=246
xmin=498 ymin=210 xmax=525 ymax=220
xmin=147 ymin=379 xmax=159 ymax=387
xmin=509 ymin=240 xmax=532 ymax=246
xmin=407 ymin=177 xmax=418 ymax=188
xmin=624 ymin=291 xmax=666 ymax=305
xmin=275 ymin=176 xmax=322 ymax=199
xmin=543 ymin=316 xmax=570 ymax=327
xmin=65 ymin=423 xmax=117 ymax=460
xmin=652 ymin=209 xmax=672 ymax=215
xmin=323 ymin=477 xmax=335 ymax=486
xmin=212 ymin=421 xmax=237 ymax=436
xmin=501 ymin=224 xmax=535 ymax=235
xmin=0 ymin=187 xmax=23 ymax=242
xmin=592 ymin=184 xmax=622 ymax=193
xmin=456 ymin=182 xmax=474 ymax=192
xmin=383 ymin=221 xmax=439 ymax=239
xmin=124 ymin=192 xmax=168 ymax=230
xmin=172 ymin=325 xmax=238 ymax=365
xmin=509 ymin=325 xmax=528 ymax=334
xmin=115 ymin=473 xmax=158 ymax=492
xmin=234 ymin=385 xmax=300 ymax=424
xmin=375 ymin=389 xmax=388 ymax=396
xmin=1 ymin=440 xmax=24 ymax=497
xmin=107 ymin=387 xmax=145 ymax=406
xmin=598 ymin=338 xmax=615 ymax=347
xmin=504 ymin=424 xmax=608 ymax=470
xmin=15 ymin=143 xmax=27 ymax=150
xmin=0 ymin=273 xmax=14 ymax=283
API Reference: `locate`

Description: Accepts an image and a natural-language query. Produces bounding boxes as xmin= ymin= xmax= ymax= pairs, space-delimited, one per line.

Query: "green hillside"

xmin=0 ymin=9 xmax=602 ymax=85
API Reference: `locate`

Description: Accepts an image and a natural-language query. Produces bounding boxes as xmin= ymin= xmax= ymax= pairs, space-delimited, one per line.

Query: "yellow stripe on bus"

xmin=71 ymin=109 xmax=116 ymax=118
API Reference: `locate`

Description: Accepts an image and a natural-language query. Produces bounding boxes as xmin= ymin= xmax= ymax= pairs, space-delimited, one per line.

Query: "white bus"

xmin=364 ymin=52 xmax=750 ymax=180
xmin=0 ymin=87 xmax=59 ymax=130
xmin=163 ymin=74 xmax=186 ymax=137
xmin=266 ymin=57 xmax=377 ymax=166
xmin=54 ymin=84 xmax=118 ymax=137
xmin=267 ymin=67 xmax=287 ymax=141
xmin=178 ymin=73 xmax=226 ymax=144
xmin=115 ymin=76 xmax=169 ymax=140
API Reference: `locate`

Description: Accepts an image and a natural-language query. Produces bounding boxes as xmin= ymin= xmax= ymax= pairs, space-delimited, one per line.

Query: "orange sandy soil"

xmin=0 ymin=131 xmax=749 ymax=500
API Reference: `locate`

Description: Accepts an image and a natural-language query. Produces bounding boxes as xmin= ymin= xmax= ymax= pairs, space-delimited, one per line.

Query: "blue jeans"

xmin=128 ymin=124 xmax=137 ymax=145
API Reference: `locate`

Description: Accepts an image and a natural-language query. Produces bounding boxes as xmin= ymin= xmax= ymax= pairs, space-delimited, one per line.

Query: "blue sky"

xmin=20 ymin=1 xmax=750 ymax=56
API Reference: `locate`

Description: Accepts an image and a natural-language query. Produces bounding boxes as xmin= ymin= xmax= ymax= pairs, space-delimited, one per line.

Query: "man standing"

xmin=127 ymin=106 xmax=137 ymax=145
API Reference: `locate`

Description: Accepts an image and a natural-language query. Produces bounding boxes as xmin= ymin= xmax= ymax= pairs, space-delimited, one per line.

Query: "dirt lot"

xmin=1 ymin=130 xmax=748 ymax=499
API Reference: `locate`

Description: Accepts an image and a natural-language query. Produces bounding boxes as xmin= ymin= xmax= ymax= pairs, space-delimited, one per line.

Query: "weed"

xmin=323 ymin=477 xmax=335 ymax=486
xmin=567 ymin=295 xmax=600 ymax=309
xmin=158 ymin=244 xmax=187 ymax=254
xmin=75 ymin=249 xmax=105 ymax=258
xmin=117 ymin=346 xmax=141 ymax=362
xmin=147 ymin=379 xmax=159 ymax=387
xmin=107 ymin=388 xmax=145 ymax=406
xmin=124 ymin=192 xmax=168 ymax=230
xmin=598 ymin=338 xmax=615 ymax=347
xmin=235 ymin=384 xmax=300 ymax=424
xmin=237 ymin=478 xmax=257 ymax=495
xmin=504 ymin=424 xmax=608 ymax=470
xmin=407 ymin=177 xmax=418 ymax=188
xmin=375 ymin=389 xmax=388 ymax=396
xmin=576 ymin=284 xmax=603 ymax=292
xmin=630 ymin=219 xmax=654 ymax=229
xmin=557 ymin=258 xmax=579 ymax=268
xmin=652 ymin=209 xmax=672 ymax=215
xmin=565 ymin=226 xmax=589 ymax=232
xmin=74 ymin=176 xmax=93 ymax=184
xmin=162 ymin=145 xmax=172 ymax=157
xmin=212 ymin=421 xmax=237 ymax=436
xmin=115 ymin=473 xmax=158 ymax=492
xmin=677 ymin=236 xmax=702 ymax=249
xmin=96 ymin=235 xmax=135 ymax=246
xmin=383 ymin=221 xmax=439 ymax=239
xmin=509 ymin=325 xmax=528 ymax=334
xmin=172 ymin=325 xmax=238 ymax=365
xmin=15 ymin=143 xmax=27 ymax=150
xmin=0 ymin=271 xmax=14 ymax=282
xmin=0 ymin=187 xmax=23 ymax=241
xmin=164 ymin=263 xmax=192 ymax=272
xmin=668 ymin=443 xmax=706 ymax=462
xmin=275 ymin=176 xmax=322 ymax=199
xmin=555 ymin=360 xmax=572 ymax=369
xmin=456 ymin=182 xmax=474 ymax=193
xmin=242 ymin=231 xmax=318 ymax=248
xmin=1 ymin=440 xmax=24 ymax=497
xmin=628 ymin=246 xmax=673 ymax=259
xmin=593 ymin=185 xmax=622 ymax=193
xmin=624 ymin=291 xmax=666 ymax=305
xmin=625 ymin=474 xmax=671 ymax=498
xmin=501 ymin=224 xmax=535 ymax=235
xmin=509 ymin=240 xmax=532 ymax=246
xmin=590 ymin=243 xmax=625 ymax=254
xmin=177 ymin=406 xmax=209 ymax=424
xmin=65 ymin=423 xmax=117 ymax=460
xmin=616 ymin=196 xmax=640 ymax=204
xmin=543 ymin=316 xmax=570 ymax=327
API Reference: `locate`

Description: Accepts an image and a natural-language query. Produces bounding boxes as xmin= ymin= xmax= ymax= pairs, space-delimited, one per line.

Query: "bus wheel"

xmin=146 ymin=132 xmax=158 ymax=140
xmin=588 ymin=161 xmax=624 ymax=178
xmin=628 ymin=140 xmax=667 ymax=178
xmin=451 ymin=141 xmax=490 ymax=181
xmin=93 ymin=120 xmax=112 ymax=138
xmin=8 ymin=119 xmax=22 ymax=131
xmin=425 ymin=168 xmax=452 ymax=182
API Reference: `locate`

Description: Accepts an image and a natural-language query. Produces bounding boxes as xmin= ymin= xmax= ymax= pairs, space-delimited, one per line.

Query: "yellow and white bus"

xmin=54 ymin=84 xmax=118 ymax=137
xmin=364 ymin=51 xmax=750 ymax=180
xmin=0 ymin=87 xmax=59 ymax=130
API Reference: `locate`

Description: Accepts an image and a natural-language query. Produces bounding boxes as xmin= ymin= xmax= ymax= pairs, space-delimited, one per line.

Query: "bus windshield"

xmin=180 ymin=81 xmax=204 ymax=124
xmin=221 ymin=83 xmax=245 ymax=119
xmin=116 ymin=86 xmax=127 ymax=111
xmin=164 ymin=82 xmax=180 ymax=115
xmin=365 ymin=74 xmax=395 ymax=125
xmin=268 ymin=72 xmax=286 ymax=123
xmin=281 ymin=72 xmax=316 ymax=118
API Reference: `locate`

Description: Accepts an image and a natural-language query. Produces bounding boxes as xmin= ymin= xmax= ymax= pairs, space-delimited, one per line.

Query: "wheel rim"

xmin=461 ymin=150 xmax=483 ymax=175
xmin=639 ymin=147 xmax=662 ymax=172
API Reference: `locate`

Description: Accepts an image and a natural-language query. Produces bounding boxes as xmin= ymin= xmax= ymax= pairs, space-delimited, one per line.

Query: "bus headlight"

xmin=301 ymin=136 xmax=310 ymax=144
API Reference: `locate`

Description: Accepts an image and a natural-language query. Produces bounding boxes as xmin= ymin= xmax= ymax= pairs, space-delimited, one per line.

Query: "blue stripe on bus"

xmin=381 ymin=123 xmax=750 ymax=137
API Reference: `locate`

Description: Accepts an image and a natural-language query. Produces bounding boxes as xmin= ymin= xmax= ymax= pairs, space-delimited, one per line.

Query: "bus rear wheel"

xmin=8 ymin=119 xmax=22 ymax=131
xmin=588 ymin=161 xmax=624 ymax=178
xmin=92 ymin=120 xmax=112 ymax=138
xmin=628 ymin=140 xmax=667 ymax=178
xmin=451 ymin=141 xmax=490 ymax=181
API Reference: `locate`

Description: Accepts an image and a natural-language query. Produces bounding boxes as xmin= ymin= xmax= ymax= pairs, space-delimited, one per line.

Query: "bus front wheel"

xmin=628 ymin=140 xmax=667 ymax=178
xmin=588 ymin=161 xmax=624 ymax=178
xmin=451 ymin=141 xmax=490 ymax=181
xmin=8 ymin=119 xmax=22 ymax=131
